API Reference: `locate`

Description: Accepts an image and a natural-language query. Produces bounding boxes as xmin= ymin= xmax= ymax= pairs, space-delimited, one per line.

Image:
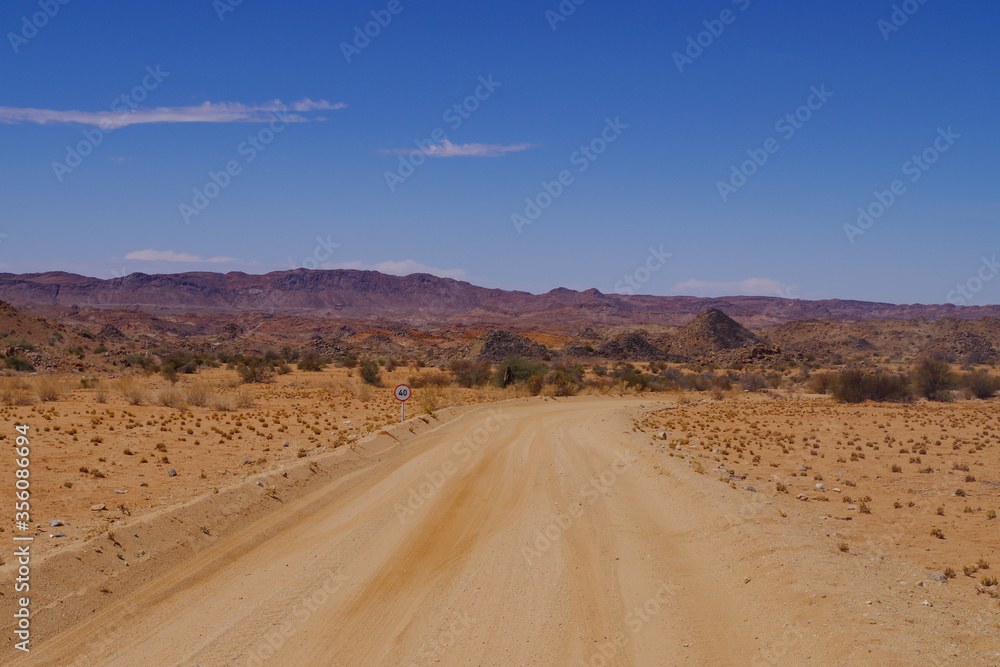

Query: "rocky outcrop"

xmin=466 ymin=330 xmax=547 ymax=362
xmin=667 ymin=309 xmax=763 ymax=359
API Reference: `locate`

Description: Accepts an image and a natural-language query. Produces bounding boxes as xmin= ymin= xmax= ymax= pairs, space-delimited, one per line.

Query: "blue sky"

xmin=0 ymin=0 xmax=997 ymax=305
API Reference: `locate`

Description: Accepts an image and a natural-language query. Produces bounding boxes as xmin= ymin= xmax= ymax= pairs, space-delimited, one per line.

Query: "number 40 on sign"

xmin=394 ymin=384 xmax=411 ymax=422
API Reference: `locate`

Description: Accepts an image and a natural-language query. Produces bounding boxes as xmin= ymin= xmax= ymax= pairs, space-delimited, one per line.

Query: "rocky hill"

xmin=666 ymin=309 xmax=761 ymax=358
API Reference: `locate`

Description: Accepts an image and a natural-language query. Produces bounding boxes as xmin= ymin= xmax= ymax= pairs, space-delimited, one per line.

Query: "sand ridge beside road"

xmin=18 ymin=396 xmax=997 ymax=665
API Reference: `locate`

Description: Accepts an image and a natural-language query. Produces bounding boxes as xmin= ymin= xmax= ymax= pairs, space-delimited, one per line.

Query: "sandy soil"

xmin=8 ymin=393 xmax=999 ymax=665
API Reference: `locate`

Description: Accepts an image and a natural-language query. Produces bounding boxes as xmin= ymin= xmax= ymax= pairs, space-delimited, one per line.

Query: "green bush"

xmin=161 ymin=365 xmax=179 ymax=384
xmin=4 ymin=356 xmax=34 ymax=372
xmin=832 ymin=369 xmax=911 ymax=403
xmin=236 ymin=358 xmax=273 ymax=384
xmin=493 ymin=357 xmax=547 ymax=388
xmin=359 ymin=359 xmax=381 ymax=385
xmin=543 ymin=366 xmax=584 ymax=396
xmin=297 ymin=351 xmax=328 ymax=372
xmin=124 ymin=353 xmax=156 ymax=370
xmin=912 ymin=358 xmax=955 ymax=401
xmin=448 ymin=360 xmax=492 ymax=387
xmin=2 ymin=337 xmax=35 ymax=351
xmin=962 ymin=370 xmax=1000 ymax=399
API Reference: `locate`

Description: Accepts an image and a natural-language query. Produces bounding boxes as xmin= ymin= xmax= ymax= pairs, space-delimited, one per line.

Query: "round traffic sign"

xmin=394 ymin=384 xmax=411 ymax=401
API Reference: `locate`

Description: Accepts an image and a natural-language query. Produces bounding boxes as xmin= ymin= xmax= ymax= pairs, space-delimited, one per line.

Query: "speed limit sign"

xmin=394 ymin=384 xmax=411 ymax=422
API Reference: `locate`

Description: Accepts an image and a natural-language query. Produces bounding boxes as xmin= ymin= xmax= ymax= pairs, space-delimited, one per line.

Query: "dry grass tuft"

xmin=0 ymin=376 xmax=35 ymax=405
xmin=117 ymin=376 xmax=147 ymax=405
xmin=154 ymin=386 xmax=187 ymax=410
xmin=35 ymin=376 xmax=70 ymax=401
xmin=185 ymin=382 xmax=212 ymax=407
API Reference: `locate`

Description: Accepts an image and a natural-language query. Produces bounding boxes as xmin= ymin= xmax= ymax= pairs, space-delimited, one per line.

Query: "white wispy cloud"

xmin=124 ymin=249 xmax=237 ymax=263
xmin=0 ymin=98 xmax=346 ymax=129
xmin=670 ymin=278 xmax=797 ymax=298
xmin=316 ymin=259 xmax=467 ymax=280
xmin=380 ymin=140 xmax=537 ymax=158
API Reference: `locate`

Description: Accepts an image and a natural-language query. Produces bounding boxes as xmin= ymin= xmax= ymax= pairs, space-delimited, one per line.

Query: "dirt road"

xmin=22 ymin=396 xmax=974 ymax=666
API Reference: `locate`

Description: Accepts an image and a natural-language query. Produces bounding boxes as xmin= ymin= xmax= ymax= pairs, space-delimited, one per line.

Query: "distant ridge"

xmin=0 ymin=269 xmax=997 ymax=329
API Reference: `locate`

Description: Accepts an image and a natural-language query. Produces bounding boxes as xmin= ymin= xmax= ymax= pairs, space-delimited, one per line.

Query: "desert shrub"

xmin=359 ymin=358 xmax=381 ymax=386
xmin=410 ymin=373 xmax=450 ymax=388
xmin=234 ymin=386 xmax=255 ymax=409
xmin=4 ymin=356 xmax=34 ymax=372
xmin=493 ymin=357 xmax=548 ymax=388
xmin=541 ymin=366 xmax=584 ymax=396
xmin=832 ymin=369 xmax=911 ymax=403
xmin=124 ymin=353 xmax=156 ymax=371
xmin=682 ymin=372 xmax=713 ymax=392
xmin=961 ymin=370 xmax=1000 ymax=399
xmin=161 ymin=365 xmax=179 ymax=384
xmin=35 ymin=377 xmax=68 ymax=401
xmin=739 ymin=373 xmax=767 ymax=392
xmin=2 ymin=337 xmax=34 ymax=350
xmin=448 ymin=360 xmax=492 ymax=387
xmin=279 ymin=346 xmax=299 ymax=362
xmin=912 ymin=358 xmax=955 ymax=401
xmin=117 ymin=377 xmax=147 ymax=405
xmin=185 ymin=382 xmax=211 ymax=406
xmin=154 ymin=386 xmax=187 ymax=410
xmin=807 ymin=373 xmax=837 ymax=395
xmin=236 ymin=358 xmax=273 ymax=384
xmin=297 ymin=351 xmax=328 ymax=372
xmin=711 ymin=375 xmax=733 ymax=391
xmin=338 ymin=355 xmax=359 ymax=368
xmin=94 ymin=382 xmax=108 ymax=403
xmin=210 ymin=393 xmax=237 ymax=411
xmin=0 ymin=377 xmax=35 ymax=405
xmin=93 ymin=344 xmax=107 ymax=354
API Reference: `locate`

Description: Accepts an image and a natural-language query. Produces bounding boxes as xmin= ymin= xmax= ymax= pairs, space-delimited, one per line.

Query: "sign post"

xmin=394 ymin=384 xmax=411 ymax=423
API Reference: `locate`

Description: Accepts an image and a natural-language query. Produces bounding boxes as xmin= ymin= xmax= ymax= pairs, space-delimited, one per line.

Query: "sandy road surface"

xmin=23 ymin=397 xmax=858 ymax=665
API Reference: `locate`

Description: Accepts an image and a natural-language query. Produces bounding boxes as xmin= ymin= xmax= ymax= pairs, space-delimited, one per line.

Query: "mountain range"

xmin=0 ymin=269 xmax=996 ymax=330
